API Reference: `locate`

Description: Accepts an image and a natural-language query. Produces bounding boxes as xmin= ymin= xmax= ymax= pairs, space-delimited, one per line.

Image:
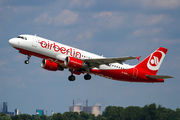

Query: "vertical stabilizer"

xmin=135 ymin=47 xmax=168 ymax=75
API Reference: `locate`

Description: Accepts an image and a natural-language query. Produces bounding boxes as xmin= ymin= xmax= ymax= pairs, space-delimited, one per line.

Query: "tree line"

xmin=0 ymin=103 xmax=180 ymax=120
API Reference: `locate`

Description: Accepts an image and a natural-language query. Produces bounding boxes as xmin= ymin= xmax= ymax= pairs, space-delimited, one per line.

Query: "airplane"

xmin=9 ymin=34 xmax=173 ymax=83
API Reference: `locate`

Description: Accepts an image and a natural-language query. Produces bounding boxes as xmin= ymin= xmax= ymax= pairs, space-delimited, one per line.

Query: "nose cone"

xmin=9 ymin=38 xmax=17 ymax=47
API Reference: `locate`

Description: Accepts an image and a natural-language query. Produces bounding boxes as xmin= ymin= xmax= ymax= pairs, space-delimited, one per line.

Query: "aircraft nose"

xmin=9 ymin=38 xmax=17 ymax=46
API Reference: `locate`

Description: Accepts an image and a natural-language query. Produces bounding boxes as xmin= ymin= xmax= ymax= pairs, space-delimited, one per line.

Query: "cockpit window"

xmin=17 ymin=36 xmax=27 ymax=40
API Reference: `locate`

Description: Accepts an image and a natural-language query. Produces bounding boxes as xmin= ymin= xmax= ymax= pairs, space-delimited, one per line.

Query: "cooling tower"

xmin=73 ymin=105 xmax=82 ymax=113
xmin=92 ymin=106 xmax=101 ymax=116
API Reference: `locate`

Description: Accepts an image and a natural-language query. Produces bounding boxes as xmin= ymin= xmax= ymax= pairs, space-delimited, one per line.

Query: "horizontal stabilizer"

xmin=146 ymin=75 xmax=174 ymax=79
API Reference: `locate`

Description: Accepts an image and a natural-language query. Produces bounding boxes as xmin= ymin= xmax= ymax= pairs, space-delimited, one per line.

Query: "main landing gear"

xmin=68 ymin=69 xmax=76 ymax=81
xmin=24 ymin=55 xmax=31 ymax=64
xmin=84 ymin=68 xmax=91 ymax=80
xmin=68 ymin=69 xmax=92 ymax=81
xmin=84 ymin=74 xmax=91 ymax=80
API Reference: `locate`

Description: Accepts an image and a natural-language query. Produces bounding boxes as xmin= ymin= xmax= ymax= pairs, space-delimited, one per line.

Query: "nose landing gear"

xmin=25 ymin=55 xmax=31 ymax=64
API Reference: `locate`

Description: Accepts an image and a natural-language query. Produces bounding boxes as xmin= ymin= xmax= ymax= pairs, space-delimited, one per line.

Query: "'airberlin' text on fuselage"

xmin=40 ymin=41 xmax=81 ymax=58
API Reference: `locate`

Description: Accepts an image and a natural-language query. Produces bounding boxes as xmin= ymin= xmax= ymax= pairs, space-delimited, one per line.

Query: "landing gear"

xmin=68 ymin=69 xmax=76 ymax=81
xmin=84 ymin=68 xmax=91 ymax=80
xmin=84 ymin=74 xmax=91 ymax=80
xmin=24 ymin=55 xmax=31 ymax=64
xmin=68 ymin=75 xmax=76 ymax=81
xmin=24 ymin=60 xmax=29 ymax=64
xmin=67 ymin=68 xmax=92 ymax=81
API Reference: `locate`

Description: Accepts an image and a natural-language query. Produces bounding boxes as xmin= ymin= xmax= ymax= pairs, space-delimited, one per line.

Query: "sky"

xmin=0 ymin=0 xmax=180 ymax=115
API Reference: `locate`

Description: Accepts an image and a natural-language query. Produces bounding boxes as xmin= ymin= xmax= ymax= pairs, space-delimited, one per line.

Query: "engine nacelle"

xmin=41 ymin=59 xmax=64 ymax=71
xmin=64 ymin=56 xmax=84 ymax=69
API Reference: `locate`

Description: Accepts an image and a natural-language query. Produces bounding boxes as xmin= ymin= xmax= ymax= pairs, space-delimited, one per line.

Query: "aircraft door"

xmin=132 ymin=68 xmax=138 ymax=78
xmin=32 ymin=36 xmax=37 ymax=47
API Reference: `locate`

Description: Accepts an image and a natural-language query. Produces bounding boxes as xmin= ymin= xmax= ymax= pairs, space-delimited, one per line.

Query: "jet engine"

xmin=41 ymin=59 xmax=64 ymax=71
xmin=64 ymin=56 xmax=85 ymax=69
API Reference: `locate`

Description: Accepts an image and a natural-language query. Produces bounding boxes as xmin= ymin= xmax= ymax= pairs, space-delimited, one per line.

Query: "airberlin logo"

xmin=147 ymin=50 xmax=165 ymax=70
xmin=39 ymin=40 xmax=81 ymax=58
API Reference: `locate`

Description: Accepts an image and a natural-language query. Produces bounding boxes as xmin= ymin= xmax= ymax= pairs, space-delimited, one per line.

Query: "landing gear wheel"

xmin=84 ymin=74 xmax=91 ymax=80
xmin=24 ymin=55 xmax=31 ymax=64
xmin=68 ymin=75 xmax=76 ymax=81
xmin=24 ymin=60 xmax=29 ymax=64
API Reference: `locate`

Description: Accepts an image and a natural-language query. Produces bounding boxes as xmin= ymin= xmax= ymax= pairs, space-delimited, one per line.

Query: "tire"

xmin=25 ymin=60 xmax=29 ymax=64
xmin=84 ymin=74 xmax=91 ymax=80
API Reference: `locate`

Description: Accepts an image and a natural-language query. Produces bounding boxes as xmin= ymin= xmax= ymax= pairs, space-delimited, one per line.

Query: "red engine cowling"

xmin=41 ymin=59 xmax=64 ymax=71
xmin=64 ymin=56 xmax=84 ymax=69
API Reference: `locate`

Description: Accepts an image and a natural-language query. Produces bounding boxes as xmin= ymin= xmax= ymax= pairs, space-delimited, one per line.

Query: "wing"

xmin=146 ymin=75 xmax=174 ymax=79
xmin=83 ymin=56 xmax=138 ymax=68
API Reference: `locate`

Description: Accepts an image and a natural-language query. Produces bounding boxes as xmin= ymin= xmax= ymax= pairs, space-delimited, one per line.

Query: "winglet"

xmin=136 ymin=56 xmax=141 ymax=61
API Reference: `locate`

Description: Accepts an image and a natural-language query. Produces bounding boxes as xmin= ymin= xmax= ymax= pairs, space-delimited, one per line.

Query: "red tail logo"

xmin=147 ymin=50 xmax=165 ymax=71
xmin=135 ymin=47 xmax=168 ymax=75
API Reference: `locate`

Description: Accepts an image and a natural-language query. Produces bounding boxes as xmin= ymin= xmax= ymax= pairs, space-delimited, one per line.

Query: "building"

xmin=36 ymin=109 xmax=44 ymax=116
xmin=69 ymin=105 xmax=82 ymax=113
xmin=69 ymin=99 xmax=82 ymax=113
xmin=3 ymin=102 xmax=8 ymax=113
xmin=15 ymin=109 xmax=20 ymax=115
xmin=69 ymin=106 xmax=74 ymax=112
xmin=0 ymin=102 xmax=14 ymax=116
xmin=51 ymin=110 xmax=54 ymax=115
xmin=83 ymin=100 xmax=92 ymax=114
xmin=69 ymin=100 xmax=100 ymax=116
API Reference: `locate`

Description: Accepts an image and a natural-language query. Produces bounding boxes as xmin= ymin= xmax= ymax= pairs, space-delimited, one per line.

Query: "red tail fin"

xmin=135 ymin=47 xmax=168 ymax=75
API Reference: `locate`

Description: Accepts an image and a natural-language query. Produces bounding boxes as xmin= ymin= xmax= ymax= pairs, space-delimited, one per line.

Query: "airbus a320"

xmin=9 ymin=34 xmax=173 ymax=82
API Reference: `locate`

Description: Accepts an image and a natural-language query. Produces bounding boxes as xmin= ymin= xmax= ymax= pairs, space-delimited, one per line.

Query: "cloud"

xmin=34 ymin=10 xmax=78 ymax=26
xmin=54 ymin=10 xmax=78 ymax=26
xmin=0 ymin=76 xmax=26 ymax=89
xmin=149 ymin=38 xmax=180 ymax=45
xmin=93 ymin=11 xmax=125 ymax=29
xmin=132 ymin=28 xmax=162 ymax=37
xmin=69 ymin=0 xmax=96 ymax=8
xmin=92 ymin=12 xmax=170 ymax=30
xmin=6 ymin=5 xmax=38 ymax=14
xmin=77 ymin=28 xmax=99 ymax=41
xmin=139 ymin=0 xmax=180 ymax=9
xmin=134 ymin=14 xmax=170 ymax=26
xmin=0 ymin=61 xmax=7 ymax=67
xmin=163 ymin=39 xmax=180 ymax=44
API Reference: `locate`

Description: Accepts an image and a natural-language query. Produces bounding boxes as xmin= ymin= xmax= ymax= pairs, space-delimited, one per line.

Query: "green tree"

xmin=12 ymin=114 xmax=32 ymax=120
xmin=79 ymin=111 xmax=88 ymax=120
xmin=0 ymin=113 xmax=11 ymax=120
xmin=96 ymin=114 xmax=105 ymax=120
xmin=50 ymin=113 xmax=63 ymax=120
xmin=142 ymin=103 xmax=158 ymax=120
xmin=87 ymin=113 xmax=96 ymax=120
xmin=103 ymin=106 xmax=124 ymax=120
xmin=62 ymin=112 xmax=79 ymax=120
xmin=40 ymin=115 xmax=47 ymax=120
xmin=32 ymin=114 xmax=40 ymax=120
xmin=121 ymin=106 xmax=142 ymax=120
xmin=176 ymin=108 xmax=180 ymax=120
